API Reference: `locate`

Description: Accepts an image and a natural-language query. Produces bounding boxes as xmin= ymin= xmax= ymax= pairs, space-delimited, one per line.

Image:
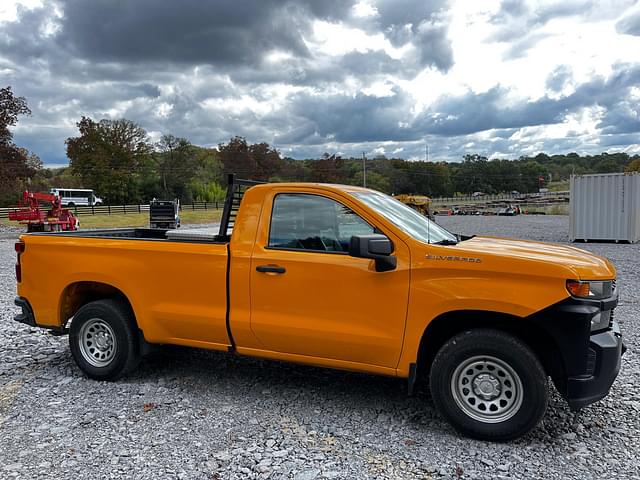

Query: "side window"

xmin=268 ymin=194 xmax=374 ymax=252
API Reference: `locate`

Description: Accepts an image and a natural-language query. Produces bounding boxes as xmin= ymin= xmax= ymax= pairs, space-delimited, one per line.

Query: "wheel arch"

xmin=59 ymin=281 xmax=135 ymax=328
xmin=416 ymin=310 xmax=565 ymax=382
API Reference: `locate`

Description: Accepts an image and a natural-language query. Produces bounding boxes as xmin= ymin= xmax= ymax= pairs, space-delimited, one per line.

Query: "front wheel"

xmin=430 ymin=329 xmax=548 ymax=441
xmin=69 ymin=299 xmax=141 ymax=380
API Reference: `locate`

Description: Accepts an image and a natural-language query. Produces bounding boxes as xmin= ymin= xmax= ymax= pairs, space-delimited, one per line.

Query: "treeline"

xmin=55 ymin=116 xmax=638 ymax=203
xmin=4 ymin=109 xmax=640 ymax=205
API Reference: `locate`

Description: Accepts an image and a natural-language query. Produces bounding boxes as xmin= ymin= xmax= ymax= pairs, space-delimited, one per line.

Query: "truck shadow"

xmin=131 ymin=344 xmax=451 ymax=434
xmin=125 ymin=345 xmax=578 ymax=441
xmin=35 ymin=341 xmax=582 ymax=443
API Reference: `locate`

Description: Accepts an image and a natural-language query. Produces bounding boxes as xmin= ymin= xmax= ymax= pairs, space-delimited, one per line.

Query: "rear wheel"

xmin=430 ymin=328 xmax=548 ymax=441
xmin=69 ymin=299 xmax=140 ymax=380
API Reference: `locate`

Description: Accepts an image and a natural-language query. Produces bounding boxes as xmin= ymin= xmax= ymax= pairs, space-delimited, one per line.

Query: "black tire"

xmin=430 ymin=328 xmax=548 ymax=441
xmin=67 ymin=202 xmax=75 ymax=207
xmin=69 ymin=299 xmax=141 ymax=381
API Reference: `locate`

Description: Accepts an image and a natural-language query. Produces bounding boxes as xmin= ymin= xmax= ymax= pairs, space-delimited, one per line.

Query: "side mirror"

xmin=349 ymin=234 xmax=397 ymax=272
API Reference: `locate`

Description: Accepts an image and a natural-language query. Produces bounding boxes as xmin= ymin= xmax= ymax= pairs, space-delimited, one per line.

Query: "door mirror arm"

xmin=348 ymin=235 xmax=397 ymax=272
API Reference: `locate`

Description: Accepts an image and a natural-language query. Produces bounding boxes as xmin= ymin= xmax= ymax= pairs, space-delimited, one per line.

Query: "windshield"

xmin=353 ymin=191 xmax=458 ymax=244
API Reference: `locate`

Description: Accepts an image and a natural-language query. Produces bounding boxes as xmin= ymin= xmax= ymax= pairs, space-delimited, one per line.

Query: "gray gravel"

xmin=1 ymin=215 xmax=639 ymax=479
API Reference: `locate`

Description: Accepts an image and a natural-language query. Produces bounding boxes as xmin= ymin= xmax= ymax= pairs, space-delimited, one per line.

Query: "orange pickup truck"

xmin=14 ymin=176 xmax=623 ymax=440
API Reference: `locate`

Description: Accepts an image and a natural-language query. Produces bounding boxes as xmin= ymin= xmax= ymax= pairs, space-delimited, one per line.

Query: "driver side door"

xmin=249 ymin=191 xmax=410 ymax=369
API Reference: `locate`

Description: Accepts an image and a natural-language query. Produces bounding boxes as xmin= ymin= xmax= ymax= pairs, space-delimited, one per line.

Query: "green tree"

xmin=188 ymin=147 xmax=225 ymax=202
xmin=594 ymin=158 xmax=621 ymax=173
xmin=66 ymin=117 xmax=152 ymax=203
xmin=453 ymin=154 xmax=493 ymax=194
xmin=154 ymin=134 xmax=199 ymax=200
xmin=352 ymin=170 xmax=391 ymax=193
xmin=189 ymin=180 xmax=226 ymax=202
xmin=518 ymin=160 xmax=548 ymax=192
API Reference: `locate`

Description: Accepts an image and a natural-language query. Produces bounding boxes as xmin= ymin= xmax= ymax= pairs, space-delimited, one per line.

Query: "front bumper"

xmin=566 ymin=320 xmax=624 ymax=409
xmin=535 ymin=292 xmax=625 ymax=410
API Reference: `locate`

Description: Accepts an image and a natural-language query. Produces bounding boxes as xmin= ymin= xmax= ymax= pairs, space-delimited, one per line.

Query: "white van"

xmin=50 ymin=188 xmax=103 ymax=207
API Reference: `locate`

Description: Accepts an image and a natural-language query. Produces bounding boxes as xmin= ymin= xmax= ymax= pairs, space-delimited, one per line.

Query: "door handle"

xmin=256 ymin=265 xmax=286 ymax=274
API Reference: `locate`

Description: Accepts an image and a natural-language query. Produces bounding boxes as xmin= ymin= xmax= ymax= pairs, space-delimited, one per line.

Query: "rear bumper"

xmin=15 ymin=296 xmax=67 ymax=335
xmin=566 ymin=320 xmax=624 ymax=409
xmin=14 ymin=296 xmax=36 ymax=327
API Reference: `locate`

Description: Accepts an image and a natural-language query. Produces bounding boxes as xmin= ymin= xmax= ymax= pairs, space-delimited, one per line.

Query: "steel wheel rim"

xmin=79 ymin=318 xmax=117 ymax=367
xmin=450 ymin=355 xmax=523 ymax=424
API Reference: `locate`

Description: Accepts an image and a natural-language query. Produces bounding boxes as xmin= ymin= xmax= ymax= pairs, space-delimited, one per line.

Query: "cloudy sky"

xmin=1 ymin=0 xmax=640 ymax=166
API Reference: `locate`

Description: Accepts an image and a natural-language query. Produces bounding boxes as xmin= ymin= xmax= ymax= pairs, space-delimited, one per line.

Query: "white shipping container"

xmin=570 ymin=172 xmax=640 ymax=243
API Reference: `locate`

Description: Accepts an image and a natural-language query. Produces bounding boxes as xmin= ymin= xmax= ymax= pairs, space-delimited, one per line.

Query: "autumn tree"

xmin=217 ymin=136 xmax=283 ymax=181
xmin=218 ymin=136 xmax=255 ymax=177
xmin=624 ymin=158 xmax=640 ymax=172
xmin=0 ymin=87 xmax=42 ymax=205
xmin=309 ymin=153 xmax=346 ymax=183
xmin=66 ymin=117 xmax=152 ymax=203
xmin=249 ymin=142 xmax=282 ymax=180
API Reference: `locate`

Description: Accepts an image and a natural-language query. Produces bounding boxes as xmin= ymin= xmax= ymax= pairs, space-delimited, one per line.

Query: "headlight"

xmin=566 ymin=280 xmax=614 ymax=299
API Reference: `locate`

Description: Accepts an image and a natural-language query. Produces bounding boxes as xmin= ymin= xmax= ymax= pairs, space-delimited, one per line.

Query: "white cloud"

xmin=0 ymin=0 xmax=42 ymax=22
xmin=307 ymin=20 xmax=410 ymax=59
xmin=352 ymin=1 xmax=378 ymax=18
xmin=361 ymin=81 xmax=396 ymax=97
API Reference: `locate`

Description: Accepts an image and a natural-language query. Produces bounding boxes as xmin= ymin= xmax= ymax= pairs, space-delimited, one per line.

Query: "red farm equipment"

xmin=8 ymin=191 xmax=79 ymax=232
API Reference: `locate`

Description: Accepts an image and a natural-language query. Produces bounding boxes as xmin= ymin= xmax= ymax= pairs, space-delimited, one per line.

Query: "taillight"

xmin=15 ymin=240 xmax=24 ymax=283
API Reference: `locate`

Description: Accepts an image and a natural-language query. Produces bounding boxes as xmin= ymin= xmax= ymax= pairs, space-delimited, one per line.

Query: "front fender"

xmin=395 ymin=269 xmax=570 ymax=377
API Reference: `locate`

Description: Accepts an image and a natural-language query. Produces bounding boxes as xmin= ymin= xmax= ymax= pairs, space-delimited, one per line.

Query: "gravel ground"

xmin=0 ymin=215 xmax=639 ymax=479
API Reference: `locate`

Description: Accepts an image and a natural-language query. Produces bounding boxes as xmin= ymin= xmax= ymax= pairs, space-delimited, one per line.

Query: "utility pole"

xmin=425 ymin=144 xmax=430 ymax=195
xmin=362 ymin=151 xmax=367 ymax=188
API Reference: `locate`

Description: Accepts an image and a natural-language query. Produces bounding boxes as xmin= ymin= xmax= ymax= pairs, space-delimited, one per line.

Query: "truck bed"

xmin=19 ymin=227 xmax=230 ymax=346
xmin=27 ymin=228 xmax=229 ymax=243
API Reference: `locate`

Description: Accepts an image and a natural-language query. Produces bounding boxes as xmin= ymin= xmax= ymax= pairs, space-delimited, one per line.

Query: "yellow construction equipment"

xmin=394 ymin=194 xmax=433 ymax=219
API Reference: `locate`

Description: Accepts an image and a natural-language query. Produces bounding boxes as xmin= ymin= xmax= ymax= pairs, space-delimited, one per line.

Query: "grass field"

xmin=548 ymin=180 xmax=569 ymax=191
xmin=4 ymin=208 xmax=222 ymax=230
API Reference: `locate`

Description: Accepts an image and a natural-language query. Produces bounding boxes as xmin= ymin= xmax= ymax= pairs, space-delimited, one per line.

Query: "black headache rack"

xmin=218 ymin=174 xmax=265 ymax=239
